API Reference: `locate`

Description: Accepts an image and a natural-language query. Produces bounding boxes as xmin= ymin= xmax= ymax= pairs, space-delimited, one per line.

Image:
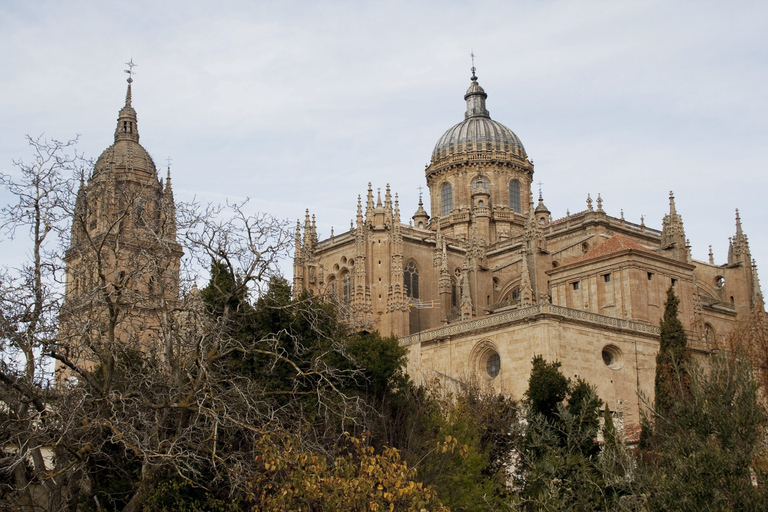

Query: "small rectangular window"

xmin=573 ymin=282 xmax=579 ymax=290
xmin=671 ymin=278 xmax=677 ymax=286
xmin=603 ymin=274 xmax=611 ymax=283
xmin=647 ymin=272 xmax=653 ymax=281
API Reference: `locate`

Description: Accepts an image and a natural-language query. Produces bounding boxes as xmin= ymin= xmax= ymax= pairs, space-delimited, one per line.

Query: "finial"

xmin=596 ymin=193 xmax=603 ymax=212
xmin=470 ymin=50 xmax=477 ymax=81
xmin=417 ymin=185 xmax=423 ymax=201
xmin=620 ymin=209 xmax=624 ymax=220
xmin=669 ymin=191 xmax=677 ymax=215
xmin=537 ymin=180 xmax=543 ymax=196
xmin=709 ymin=245 xmax=714 ymax=264
xmin=735 ymin=208 xmax=743 ymax=235
xmin=586 ymin=193 xmax=593 ymax=211
xmin=123 ymin=58 xmax=137 ymax=107
xmin=166 ymin=156 xmax=172 ymax=181
xmin=640 ymin=214 xmax=645 ymax=227
xmin=124 ymin=58 xmax=137 ymax=83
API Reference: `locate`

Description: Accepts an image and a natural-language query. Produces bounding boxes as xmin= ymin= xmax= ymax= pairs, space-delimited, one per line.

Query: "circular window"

xmin=715 ymin=276 xmax=725 ymax=288
xmin=486 ymin=352 xmax=500 ymax=378
xmin=601 ymin=345 xmax=623 ymax=370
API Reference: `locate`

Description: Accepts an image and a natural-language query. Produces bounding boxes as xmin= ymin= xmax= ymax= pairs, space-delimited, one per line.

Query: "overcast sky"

xmin=1 ymin=0 xmax=766 ymax=285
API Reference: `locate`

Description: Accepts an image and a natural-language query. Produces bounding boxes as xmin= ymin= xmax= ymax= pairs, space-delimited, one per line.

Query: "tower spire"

xmin=115 ymin=59 xmax=140 ymax=143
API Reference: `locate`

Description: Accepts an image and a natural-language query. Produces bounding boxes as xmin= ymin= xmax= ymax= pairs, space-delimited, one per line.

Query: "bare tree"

xmin=1 ymin=138 xmax=365 ymax=511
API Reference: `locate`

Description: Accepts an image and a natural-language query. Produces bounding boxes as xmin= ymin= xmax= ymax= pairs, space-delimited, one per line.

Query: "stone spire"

xmin=384 ymin=184 xmax=393 ymax=226
xmin=520 ymin=250 xmax=534 ymax=307
xmin=162 ymin=166 xmax=177 ymax=240
xmin=730 ymin=209 xmax=751 ymax=265
xmin=70 ymin=171 xmax=87 ymax=245
xmin=302 ymin=209 xmax=312 ymax=254
xmin=294 ymin=219 xmax=302 ymax=262
xmin=365 ymin=183 xmax=374 ymax=226
xmin=524 ymin=191 xmax=545 ymax=252
xmin=460 ymin=262 xmax=473 ymax=319
xmin=114 ymin=72 xmax=139 ymax=143
xmin=660 ymin=191 xmax=687 ymax=262
xmin=752 ymin=260 xmax=765 ymax=316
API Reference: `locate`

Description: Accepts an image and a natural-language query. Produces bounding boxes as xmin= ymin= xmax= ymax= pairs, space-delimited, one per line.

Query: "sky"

xmin=1 ymin=0 xmax=767 ymax=284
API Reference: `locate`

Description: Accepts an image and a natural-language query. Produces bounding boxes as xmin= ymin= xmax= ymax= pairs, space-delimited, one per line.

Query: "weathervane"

xmin=537 ymin=181 xmax=543 ymax=195
xmin=124 ymin=58 xmax=137 ymax=83
xmin=470 ymin=51 xmax=477 ymax=79
xmin=417 ymin=185 xmax=424 ymax=200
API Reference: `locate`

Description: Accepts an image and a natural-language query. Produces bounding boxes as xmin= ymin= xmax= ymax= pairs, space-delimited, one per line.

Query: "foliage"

xmin=653 ymin=286 xmax=690 ymax=418
xmin=513 ymin=357 xmax=631 ymax=512
xmin=524 ymin=355 xmax=569 ymax=420
xmin=638 ymin=351 xmax=768 ymax=511
xmin=247 ymin=433 xmax=449 ymax=512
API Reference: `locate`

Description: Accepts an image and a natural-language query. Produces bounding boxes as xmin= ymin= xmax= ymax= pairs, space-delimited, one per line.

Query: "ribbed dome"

xmin=94 ymin=139 xmax=157 ymax=177
xmin=431 ymin=74 xmax=526 ymax=163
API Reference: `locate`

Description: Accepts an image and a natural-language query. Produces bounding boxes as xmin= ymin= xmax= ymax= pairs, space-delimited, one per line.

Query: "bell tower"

xmin=60 ymin=64 xmax=182 ymax=374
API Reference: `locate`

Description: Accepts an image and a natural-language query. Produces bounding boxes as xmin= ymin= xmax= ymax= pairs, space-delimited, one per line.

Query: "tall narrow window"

xmin=342 ymin=274 xmax=352 ymax=304
xmin=441 ymin=183 xmax=453 ymax=216
xmin=509 ymin=180 xmax=521 ymax=213
xmin=404 ymin=261 xmax=419 ymax=299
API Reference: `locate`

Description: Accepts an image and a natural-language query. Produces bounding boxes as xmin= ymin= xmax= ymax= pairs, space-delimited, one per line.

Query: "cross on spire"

xmin=166 ymin=156 xmax=173 ymax=168
xmin=470 ymin=51 xmax=477 ymax=80
xmin=417 ymin=185 xmax=423 ymax=200
xmin=124 ymin=58 xmax=137 ymax=83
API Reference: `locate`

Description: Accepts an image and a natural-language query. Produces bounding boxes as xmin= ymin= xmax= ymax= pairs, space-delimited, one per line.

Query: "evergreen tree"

xmin=654 ymin=286 xmax=689 ymax=418
xmin=525 ymin=355 xmax=569 ymax=420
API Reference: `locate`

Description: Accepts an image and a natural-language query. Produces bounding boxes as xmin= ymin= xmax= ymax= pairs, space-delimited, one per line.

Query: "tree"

xmin=0 ymin=135 xmax=83 ymax=510
xmin=0 ymin=134 xmax=378 ymax=510
xmin=525 ymin=355 xmax=569 ymax=420
xmin=653 ymin=285 xmax=690 ymax=418
xmin=638 ymin=351 xmax=768 ymax=511
xmin=512 ymin=357 xmax=635 ymax=512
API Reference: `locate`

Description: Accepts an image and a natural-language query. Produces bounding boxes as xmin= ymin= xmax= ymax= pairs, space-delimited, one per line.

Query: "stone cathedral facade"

xmin=294 ymin=70 xmax=765 ymax=426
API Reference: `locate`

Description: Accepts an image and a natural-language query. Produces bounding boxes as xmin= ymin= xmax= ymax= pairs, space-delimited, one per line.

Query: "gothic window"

xmin=451 ymin=277 xmax=458 ymax=309
xmin=441 ymin=183 xmax=453 ymax=216
xmin=510 ymin=287 xmax=520 ymax=302
xmin=509 ymin=180 xmax=521 ymax=213
xmin=404 ymin=261 xmax=419 ymax=299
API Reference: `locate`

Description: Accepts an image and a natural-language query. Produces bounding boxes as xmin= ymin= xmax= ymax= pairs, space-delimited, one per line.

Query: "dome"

xmin=94 ymin=139 xmax=157 ymax=177
xmin=430 ymin=73 xmax=526 ymax=164
xmin=92 ymin=79 xmax=158 ymax=179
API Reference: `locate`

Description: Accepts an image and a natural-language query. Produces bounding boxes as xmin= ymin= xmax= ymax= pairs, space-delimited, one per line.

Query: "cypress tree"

xmin=654 ymin=285 xmax=689 ymax=417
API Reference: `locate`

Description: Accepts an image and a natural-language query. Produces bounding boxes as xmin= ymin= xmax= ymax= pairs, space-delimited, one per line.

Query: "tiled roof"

xmin=566 ymin=234 xmax=656 ymax=266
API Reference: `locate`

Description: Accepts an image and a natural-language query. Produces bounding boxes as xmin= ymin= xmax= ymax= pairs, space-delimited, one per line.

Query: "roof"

xmin=565 ymin=234 xmax=656 ymax=267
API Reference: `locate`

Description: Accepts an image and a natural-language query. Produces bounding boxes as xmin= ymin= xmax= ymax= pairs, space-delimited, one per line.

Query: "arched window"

xmin=441 ymin=183 xmax=453 ymax=216
xmin=404 ymin=261 xmax=419 ymax=299
xmin=509 ymin=180 xmax=521 ymax=213
xmin=451 ymin=277 xmax=459 ymax=309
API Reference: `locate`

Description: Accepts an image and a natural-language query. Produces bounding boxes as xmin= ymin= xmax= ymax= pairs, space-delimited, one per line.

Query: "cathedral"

xmin=58 ymin=67 xmax=764 ymax=427
xmin=293 ymin=68 xmax=765 ymax=426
